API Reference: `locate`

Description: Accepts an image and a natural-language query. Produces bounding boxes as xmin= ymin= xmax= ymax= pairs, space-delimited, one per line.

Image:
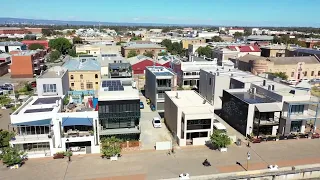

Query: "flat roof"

xmin=0 ymin=41 xmax=24 ymax=46
xmin=123 ymin=43 xmax=165 ymax=49
xmin=38 ymin=67 xmax=67 ymax=78
xmin=165 ymin=90 xmax=214 ymax=114
xmin=229 ymin=91 xmax=277 ymax=104
xmin=98 ymin=79 xmax=139 ymax=101
xmin=146 ymin=66 xmax=175 ymax=77
xmin=13 ymin=96 xmax=62 ymax=115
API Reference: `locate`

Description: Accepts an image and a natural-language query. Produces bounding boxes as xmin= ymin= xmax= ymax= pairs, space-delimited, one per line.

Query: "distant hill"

xmin=0 ymin=17 xmax=207 ymax=27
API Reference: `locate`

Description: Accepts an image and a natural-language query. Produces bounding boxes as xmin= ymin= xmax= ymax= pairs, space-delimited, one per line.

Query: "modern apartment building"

xmin=121 ymin=43 xmax=166 ymax=58
xmin=9 ymin=96 xmax=100 ymax=158
xmin=171 ymin=56 xmax=234 ymax=88
xmin=97 ymin=79 xmax=141 ymax=139
xmin=232 ymin=54 xmax=320 ymax=81
xmin=164 ymin=90 xmax=215 ymax=146
xmin=10 ymin=50 xmax=46 ymax=78
xmin=63 ymin=57 xmax=101 ymax=91
xmin=75 ymin=44 xmax=121 ymax=55
xmin=145 ymin=66 xmax=177 ymax=111
xmin=36 ymin=66 xmax=69 ymax=97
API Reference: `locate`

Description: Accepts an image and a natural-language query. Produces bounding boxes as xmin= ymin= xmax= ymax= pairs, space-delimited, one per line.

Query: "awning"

xmin=13 ymin=119 xmax=51 ymax=126
xmin=62 ymin=117 xmax=93 ymax=126
xmin=255 ymin=104 xmax=281 ymax=112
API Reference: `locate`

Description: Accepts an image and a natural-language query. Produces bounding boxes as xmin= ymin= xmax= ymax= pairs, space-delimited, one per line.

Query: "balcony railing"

xmin=62 ymin=131 xmax=93 ymax=138
xmin=110 ymin=72 xmax=132 ymax=78
xmin=157 ymin=93 xmax=165 ymax=99
xmin=12 ymin=134 xmax=51 ymax=142
xmin=254 ymin=117 xmax=280 ymax=125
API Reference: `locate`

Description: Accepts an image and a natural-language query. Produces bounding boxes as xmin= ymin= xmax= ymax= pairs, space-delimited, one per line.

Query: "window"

xmin=80 ymin=83 xmax=84 ymax=89
xmin=95 ymin=74 xmax=98 ymax=79
xmin=71 ymin=83 xmax=74 ymax=87
xmin=318 ymin=71 xmax=320 ymax=76
xmin=187 ymin=119 xmax=211 ymax=130
xmin=291 ymin=105 xmax=304 ymax=114
xmin=43 ymin=84 xmax=57 ymax=93
xmin=70 ymin=75 xmax=74 ymax=80
xmin=312 ymin=71 xmax=314 ymax=76
xmin=291 ymin=72 xmax=294 ymax=77
xmin=86 ymin=82 xmax=93 ymax=89
xmin=181 ymin=117 xmax=184 ymax=139
xmin=95 ymin=82 xmax=98 ymax=84
xmin=304 ymin=71 xmax=307 ymax=76
xmin=80 ymin=74 xmax=83 ymax=79
xmin=209 ymin=78 xmax=212 ymax=85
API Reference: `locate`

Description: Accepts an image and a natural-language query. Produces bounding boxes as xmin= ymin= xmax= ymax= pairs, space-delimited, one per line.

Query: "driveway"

xmin=139 ymin=95 xmax=172 ymax=150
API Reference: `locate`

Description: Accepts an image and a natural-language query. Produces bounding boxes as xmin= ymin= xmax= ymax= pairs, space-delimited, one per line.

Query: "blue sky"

xmin=1 ymin=0 xmax=319 ymax=27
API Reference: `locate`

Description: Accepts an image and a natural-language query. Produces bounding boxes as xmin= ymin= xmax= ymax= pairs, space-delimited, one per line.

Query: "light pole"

xmin=247 ymin=151 xmax=251 ymax=171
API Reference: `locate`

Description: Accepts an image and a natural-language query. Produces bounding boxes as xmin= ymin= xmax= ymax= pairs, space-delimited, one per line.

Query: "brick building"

xmin=0 ymin=27 xmax=43 ymax=35
xmin=10 ymin=50 xmax=46 ymax=78
xmin=22 ymin=40 xmax=49 ymax=49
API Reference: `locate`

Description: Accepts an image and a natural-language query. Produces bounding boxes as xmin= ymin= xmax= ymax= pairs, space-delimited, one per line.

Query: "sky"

xmin=1 ymin=0 xmax=320 ymax=27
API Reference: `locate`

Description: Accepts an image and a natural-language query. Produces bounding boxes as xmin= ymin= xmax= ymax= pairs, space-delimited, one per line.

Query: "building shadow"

xmin=236 ymin=161 xmax=247 ymax=171
xmin=205 ymin=141 xmax=218 ymax=150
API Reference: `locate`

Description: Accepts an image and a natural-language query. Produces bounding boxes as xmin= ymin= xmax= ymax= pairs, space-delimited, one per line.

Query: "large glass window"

xmin=157 ymin=79 xmax=171 ymax=87
xmin=14 ymin=142 xmax=50 ymax=152
xmin=86 ymin=82 xmax=93 ymax=89
xmin=43 ymin=84 xmax=57 ymax=93
xmin=291 ymin=105 xmax=304 ymax=114
xmin=187 ymin=119 xmax=211 ymax=130
xmin=290 ymin=121 xmax=302 ymax=132
xmin=17 ymin=125 xmax=50 ymax=135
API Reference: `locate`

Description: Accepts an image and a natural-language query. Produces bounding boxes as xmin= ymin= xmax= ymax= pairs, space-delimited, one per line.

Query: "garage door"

xmin=157 ymin=102 xmax=164 ymax=111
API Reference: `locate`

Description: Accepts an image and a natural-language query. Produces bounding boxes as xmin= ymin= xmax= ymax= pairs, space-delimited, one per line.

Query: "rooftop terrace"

xmin=147 ymin=66 xmax=175 ymax=77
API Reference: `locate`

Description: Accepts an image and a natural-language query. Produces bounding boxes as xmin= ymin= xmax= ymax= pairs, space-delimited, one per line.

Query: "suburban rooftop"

xmin=146 ymin=66 xmax=175 ymax=77
xmin=98 ymin=78 xmax=139 ymax=101
xmin=38 ymin=66 xmax=67 ymax=79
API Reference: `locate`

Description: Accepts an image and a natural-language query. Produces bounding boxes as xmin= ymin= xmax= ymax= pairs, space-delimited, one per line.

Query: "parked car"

xmin=139 ymin=102 xmax=144 ymax=109
xmin=150 ymin=104 xmax=156 ymax=111
xmin=152 ymin=117 xmax=162 ymax=128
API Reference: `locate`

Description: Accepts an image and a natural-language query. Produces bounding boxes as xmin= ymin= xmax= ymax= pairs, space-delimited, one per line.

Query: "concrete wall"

xmin=164 ymin=92 xmax=179 ymax=144
xmin=214 ymin=76 xmax=231 ymax=109
xmin=145 ymin=68 xmax=157 ymax=106
xmin=69 ymin=71 xmax=101 ymax=91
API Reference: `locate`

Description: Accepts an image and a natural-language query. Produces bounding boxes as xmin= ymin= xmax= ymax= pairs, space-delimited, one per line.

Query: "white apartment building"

xmin=9 ymin=96 xmax=100 ymax=158
xmin=164 ymin=90 xmax=215 ymax=146
xmin=0 ymin=41 xmax=27 ymax=53
xmin=198 ymin=32 xmax=219 ymax=38
xmin=145 ymin=66 xmax=177 ymax=111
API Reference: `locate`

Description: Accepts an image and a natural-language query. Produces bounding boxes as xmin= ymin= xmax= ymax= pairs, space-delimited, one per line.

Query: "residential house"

xmin=0 ymin=41 xmax=27 ymax=53
xmin=121 ymin=43 xmax=166 ymax=58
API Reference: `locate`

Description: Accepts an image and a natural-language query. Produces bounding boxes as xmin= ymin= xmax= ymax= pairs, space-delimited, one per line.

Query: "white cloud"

xmin=133 ymin=17 xmax=140 ymax=21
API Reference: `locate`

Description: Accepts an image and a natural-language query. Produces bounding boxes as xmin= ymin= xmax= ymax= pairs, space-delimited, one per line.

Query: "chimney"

xmin=176 ymin=92 xmax=179 ymax=99
xmin=263 ymin=80 xmax=266 ymax=86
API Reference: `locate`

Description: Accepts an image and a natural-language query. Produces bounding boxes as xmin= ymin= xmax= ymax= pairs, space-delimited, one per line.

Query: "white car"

xmin=153 ymin=117 xmax=162 ymax=128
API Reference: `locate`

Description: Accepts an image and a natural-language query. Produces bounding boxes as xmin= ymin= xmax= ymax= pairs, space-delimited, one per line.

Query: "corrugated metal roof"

xmin=63 ymin=58 xmax=100 ymax=71
xmin=268 ymin=56 xmax=319 ymax=65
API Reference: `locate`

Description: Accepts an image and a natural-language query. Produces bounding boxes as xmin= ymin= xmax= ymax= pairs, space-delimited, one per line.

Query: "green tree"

xmin=271 ymin=72 xmax=288 ymax=80
xmin=49 ymin=50 xmax=61 ymax=62
xmin=130 ymin=36 xmax=142 ymax=41
xmin=0 ymin=147 xmax=26 ymax=167
xmin=127 ymin=50 xmax=138 ymax=58
xmin=210 ymin=130 xmax=231 ymax=149
xmin=49 ymin=38 xmax=72 ymax=55
xmin=233 ymin=32 xmax=243 ymax=38
xmin=171 ymin=42 xmax=182 ymax=55
xmin=219 ymin=30 xmax=226 ymax=34
xmin=116 ymin=41 xmax=125 ymax=45
xmin=42 ymin=29 xmax=54 ymax=36
xmin=158 ymin=51 xmax=168 ymax=56
xmin=72 ymin=36 xmax=83 ymax=44
xmin=28 ymin=43 xmax=45 ymax=50
xmin=143 ymin=51 xmax=154 ymax=58
xmin=0 ymin=95 xmax=11 ymax=106
xmin=212 ymin=36 xmax=223 ymax=42
xmin=196 ymin=46 xmax=212 ymax=58
xmin=244 ymin=31 xmax=251 ymax=36
xmin=0 ymin=130 xmax=14 ymax=148
xmin=101 ymin=136 xmax=122 ymax=158
xmin=161 ymin=39 xmax=173 ymax=52
xmin=67 ymin=48 xmax=77 ymax=57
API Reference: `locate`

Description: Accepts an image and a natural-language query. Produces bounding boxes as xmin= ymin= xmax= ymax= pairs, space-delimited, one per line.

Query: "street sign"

xmin=247 ymin=152 xmax=251 ymax=160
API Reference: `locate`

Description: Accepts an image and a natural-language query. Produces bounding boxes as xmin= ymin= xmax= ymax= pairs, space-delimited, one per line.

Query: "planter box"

xmin=110 ymin=156 xmax=118 ymax=161
xmin=219 ymin=148 xmax=227 ymax=152
xmin=53 ymin=154 xmax=64 ymax=159
xmin=9 ymin=164 xmax=20 ymax=169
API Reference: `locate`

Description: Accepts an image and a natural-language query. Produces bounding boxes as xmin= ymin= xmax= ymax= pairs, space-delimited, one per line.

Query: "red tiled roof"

xmin=228 ymin=45 xmax=261 ymax=52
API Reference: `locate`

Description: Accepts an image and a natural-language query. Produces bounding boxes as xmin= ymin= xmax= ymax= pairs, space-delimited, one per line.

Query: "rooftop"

xmin=228 ymin=45 xmax=261 ymax=52
xmin=238 ymin=54 xmax=267 ymax=62
xmin=146 ymin=66 xmax=175 ymax=77
xmin=0 ymin=41 xmax=24 ymax=46
xmin=165 ymin=90 xmax=214 ymax=114
xmin=260 ymin=44 xmax=287 ymax=50
xmin=293 ymin=48 xmax=320 ymax=55
xmin=0 ymin=53 xmax=11 ymax=59
xmin=63 ymin=57 xmax=100 ymax=71
xmin=227 ymin=90 xmax=277 ymax=104
xmin=123 ymin=43 xmax=165 ymax=49
xmin=247 ymin=35 xmax=274 ymax=41
xmin=267 ymin=56 xmax=320 ymax=65
xmin=38 ymin=66 xmax=67 ymax=78
xmin=11 ymin=50 xmax=40 ymax=56
xmin=98 ymin=78 xmax=139 ymax=101
xmin=12 ymin=96 xmax=62 ymax=116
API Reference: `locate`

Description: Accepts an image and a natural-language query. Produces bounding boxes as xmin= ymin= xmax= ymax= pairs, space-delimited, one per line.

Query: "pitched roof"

xmin=228 ymin=45 xmax=261 ymax=52
xmin=267 ymin=56 xmax=320 ymax=65
xmin=238 ymin=54 xmax=266 ymax=62
xmin=63 ymin=58 xmax=100 ymax=71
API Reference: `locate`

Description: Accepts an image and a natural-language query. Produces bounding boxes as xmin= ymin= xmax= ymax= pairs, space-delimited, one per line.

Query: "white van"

xmin=213 ymin=119 xmax=227 ymax=133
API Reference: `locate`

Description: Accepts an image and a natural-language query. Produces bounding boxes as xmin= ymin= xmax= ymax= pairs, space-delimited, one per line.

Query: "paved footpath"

xmin=1 ymin=139 xmax=320 ymax=180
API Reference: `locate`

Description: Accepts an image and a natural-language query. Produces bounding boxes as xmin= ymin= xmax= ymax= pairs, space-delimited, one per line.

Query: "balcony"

xmin=11 ymin=133 xmax=51 ymax=142
xmin=110 ymin=71 xmax=132 ymax=78
xmin=156 ymin=85 xmax=171 ymax=90
xmin=99 ymin=126 xmax=140 ymax=136
xmin=62 ymin=130 xmax=93 ymax=138
xmin=254 ymin=117 xmax=280 ymax=126
xmin=157 ymin=93 xmax=165 ymax=99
